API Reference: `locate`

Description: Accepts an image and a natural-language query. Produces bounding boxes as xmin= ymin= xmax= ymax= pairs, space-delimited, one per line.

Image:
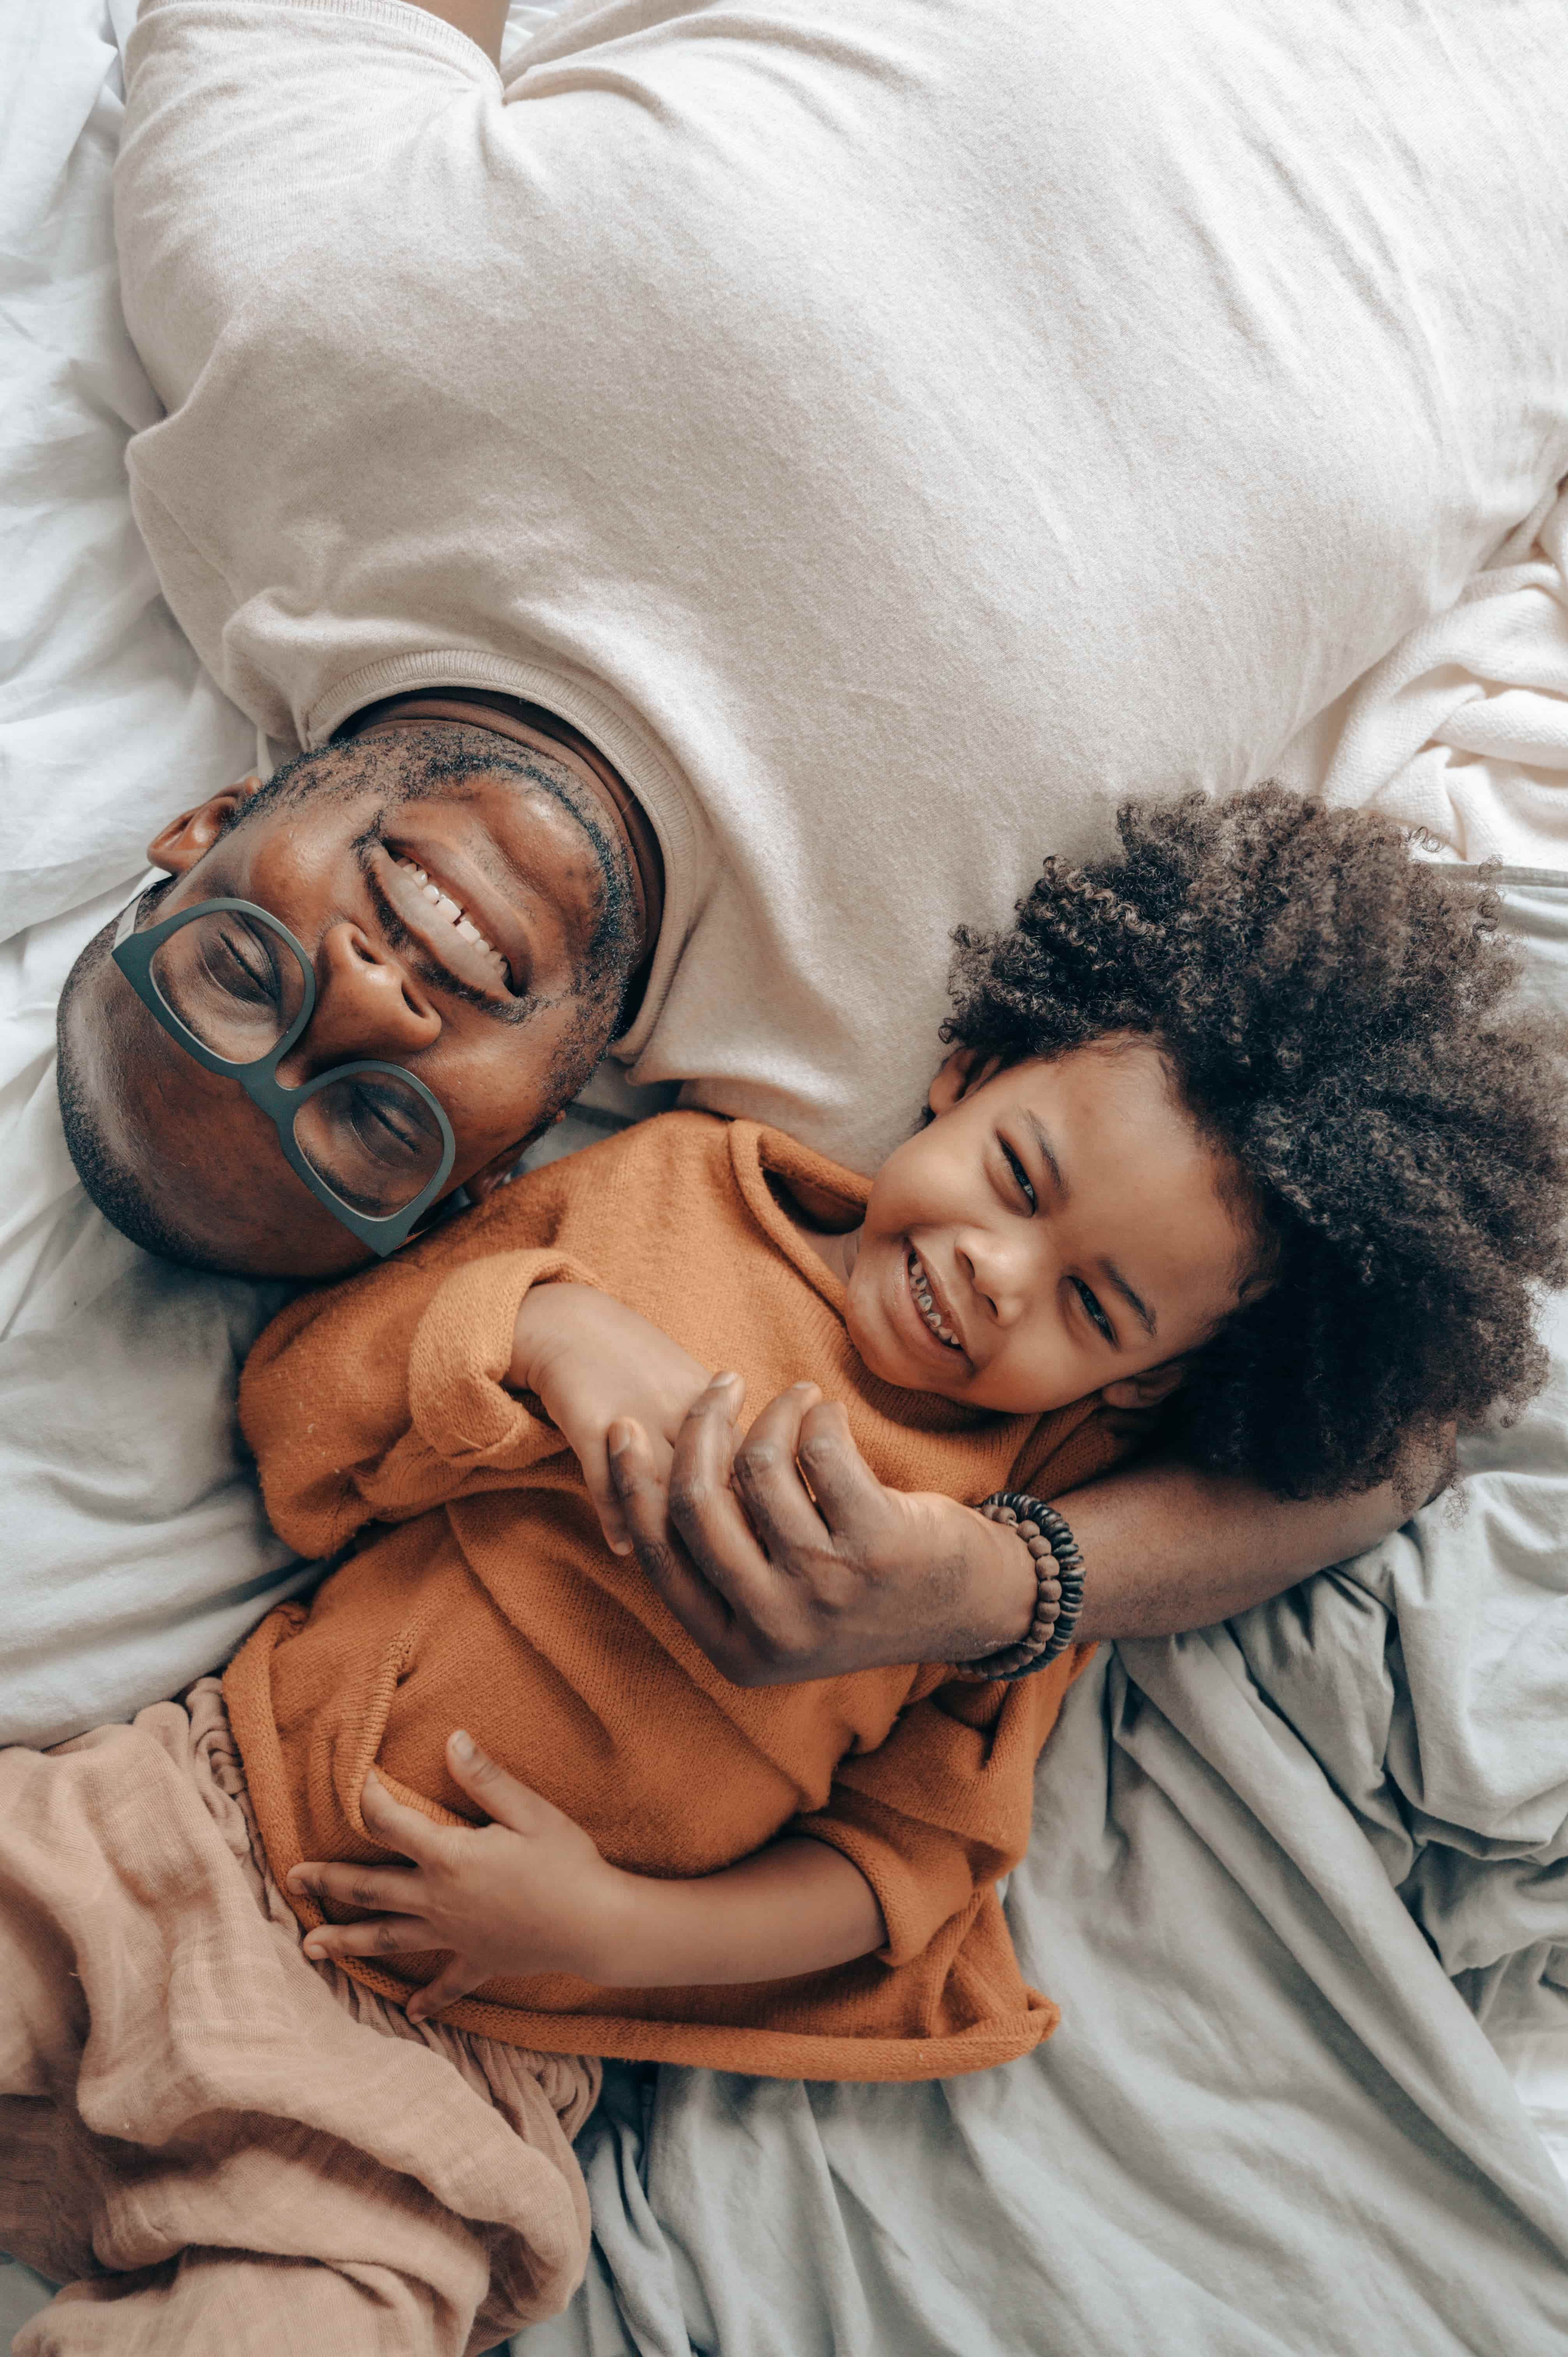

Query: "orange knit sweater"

xmin=229 ymin=1113 xmax=1121 ymax=2082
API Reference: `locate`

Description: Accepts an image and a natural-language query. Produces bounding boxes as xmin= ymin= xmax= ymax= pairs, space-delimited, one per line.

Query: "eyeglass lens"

xmin=150 ymin=911 xmax=447 ymax=1217
xmin=150 ymin=908 xmax=307 ymax=1060
xmin=293 ymin=1075 xmax=449 ymax=1217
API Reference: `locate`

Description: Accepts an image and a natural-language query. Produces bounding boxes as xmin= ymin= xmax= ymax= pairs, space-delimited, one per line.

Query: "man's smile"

xmin=370 ymin=840 xmax=530 ymax=1005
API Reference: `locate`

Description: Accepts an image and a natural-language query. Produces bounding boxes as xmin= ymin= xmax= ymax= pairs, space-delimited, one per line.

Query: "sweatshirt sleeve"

xmin=789 ymin=1649 xmax=1096 ymax=1968
xmin=239 ymin=1242 xmax=602 ymax=1558
xmin=117 ymin=0 xmax=501 ymax=414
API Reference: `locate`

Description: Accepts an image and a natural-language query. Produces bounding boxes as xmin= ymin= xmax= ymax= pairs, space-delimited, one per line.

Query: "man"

xmin=58 ymin=0 xmax=1568 ymax=1669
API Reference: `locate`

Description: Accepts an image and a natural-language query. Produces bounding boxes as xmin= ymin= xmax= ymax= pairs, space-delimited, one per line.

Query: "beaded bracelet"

xmin=953 ymin=1492 xmax=1086 ymax=1682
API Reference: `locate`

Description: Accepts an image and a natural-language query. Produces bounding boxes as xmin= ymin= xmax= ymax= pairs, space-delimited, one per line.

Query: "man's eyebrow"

xmin=1023 ymin=1110 xmax=1067 ymax=1196
xmin=1099 ymin=1258 xmax=1157 ymax=1339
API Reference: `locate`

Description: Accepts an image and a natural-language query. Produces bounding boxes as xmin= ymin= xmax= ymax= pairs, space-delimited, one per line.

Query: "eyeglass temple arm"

xmin=114 ymin=890 xmax=148 ymax=950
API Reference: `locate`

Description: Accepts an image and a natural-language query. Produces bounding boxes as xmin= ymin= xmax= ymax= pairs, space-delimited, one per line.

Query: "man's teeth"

xmin=395 ymin=858 xmax=508 ymax=975
xmin=909 ymin=1251 xmax=960 ymax=1348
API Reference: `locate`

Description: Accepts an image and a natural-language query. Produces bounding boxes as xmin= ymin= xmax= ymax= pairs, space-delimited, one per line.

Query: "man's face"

xmin=65 ymin=726 xmax=639 ymax=1277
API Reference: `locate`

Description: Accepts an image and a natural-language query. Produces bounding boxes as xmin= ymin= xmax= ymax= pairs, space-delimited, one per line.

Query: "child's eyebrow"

xmin=1098 ymin=1258 xmax=1157 ymax=1339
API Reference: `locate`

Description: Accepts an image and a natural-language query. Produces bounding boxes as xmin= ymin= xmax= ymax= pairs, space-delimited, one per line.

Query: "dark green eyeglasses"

xmin=113 ymin=891 xmax=457 ymax=1256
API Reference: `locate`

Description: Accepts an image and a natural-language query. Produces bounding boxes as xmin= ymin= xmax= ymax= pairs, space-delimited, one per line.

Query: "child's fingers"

xmin=302 ymin=1912 xmax=439 ymax=1964
xmin=406 ymin=1955 xmax=489 ymax=2024
xmin=288 ymin=1855 xmax=426 ymax=1915
xmin=357 ymin=1769 xmax=454 ymax=1864
xmin=443 ymin=1730 xmax=556 ymax=1835
xmin=608 ymin=1413 xmax=741 ymax=1664
xmin=578 ymin=1439 xmax=633 ymax=1557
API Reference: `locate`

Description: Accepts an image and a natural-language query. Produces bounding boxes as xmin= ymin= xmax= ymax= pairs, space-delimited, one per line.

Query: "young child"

xmin=2 ymin=789 xmax=1562 ymax=2357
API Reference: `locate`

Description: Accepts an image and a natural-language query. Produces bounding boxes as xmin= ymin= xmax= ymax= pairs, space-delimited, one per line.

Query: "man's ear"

xmin=146 ymin=775 xmax=265 ymax=874
xmin=1100 ymin=1359 xmax=1187 ymax=1413
xmin=927 ymin=1047 xmax=1005 ymax=1119
xmin=463 ymin=1112 xmax=567 ymax=1202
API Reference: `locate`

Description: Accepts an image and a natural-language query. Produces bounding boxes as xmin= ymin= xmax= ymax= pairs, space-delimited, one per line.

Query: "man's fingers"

xmin=729 ymin=1385 xmax=832 ymax=1562
xmin=666 ymin=1378 xmax=785 ymax=1594
xmin=407 ymin=1955 xmax=489 ymax=2025
xmin=288 ymin=1857 xmax=424 ymax=1915
xmin=791 ymin=1398 xmax=890 ymax=1536
xmin=302 ymin=1912 xmax=440 ymax=1964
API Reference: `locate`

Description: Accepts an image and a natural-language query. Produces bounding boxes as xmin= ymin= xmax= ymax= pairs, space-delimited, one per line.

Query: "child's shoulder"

xmin=406 ymin=1106 xmax=737 ymax=1265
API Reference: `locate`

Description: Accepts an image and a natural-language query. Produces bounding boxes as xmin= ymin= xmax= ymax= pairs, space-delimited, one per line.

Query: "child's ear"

xmin=1100 ymin=1359 xmax=1186 ymax=1413
xmin=927 ymin=1048 xmax=1005 ymax=1119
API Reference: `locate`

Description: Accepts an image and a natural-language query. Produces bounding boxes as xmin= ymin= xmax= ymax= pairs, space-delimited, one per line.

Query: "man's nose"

xmin=275 ymin=921 xmax=441 ymax=1081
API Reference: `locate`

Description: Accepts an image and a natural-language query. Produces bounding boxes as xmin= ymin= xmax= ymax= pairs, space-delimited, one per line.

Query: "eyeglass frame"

xmin=112 ymin=890 xmax=457 ymax=1256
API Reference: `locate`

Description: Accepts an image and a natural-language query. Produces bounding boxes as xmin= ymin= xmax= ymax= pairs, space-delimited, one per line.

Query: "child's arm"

xmin=288 ymin=1735 xmax=888 ymax=2022
xmin=607 ymin=1378 xmax=1450 ymax=1683
xmin=241 ymin=1230 xmax=712 ymax=1560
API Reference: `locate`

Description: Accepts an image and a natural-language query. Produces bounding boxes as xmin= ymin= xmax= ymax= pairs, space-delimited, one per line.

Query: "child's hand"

xmin=287 ymin=1732 xmax=634 ymax=2021
xmin=511 ymin=1283 xmax=713 ymax=1555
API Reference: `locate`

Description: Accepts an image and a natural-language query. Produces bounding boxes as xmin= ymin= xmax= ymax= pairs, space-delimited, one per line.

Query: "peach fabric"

xmin=0 ymin=1681 xmax=593 ymax=2356
xmin=231 ymin=1112 xmax=1121 ymax=2081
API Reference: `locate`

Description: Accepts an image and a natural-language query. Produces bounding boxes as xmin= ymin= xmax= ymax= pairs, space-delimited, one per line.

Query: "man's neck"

xmin=345 ymin=687 xmax=665 ymax=1013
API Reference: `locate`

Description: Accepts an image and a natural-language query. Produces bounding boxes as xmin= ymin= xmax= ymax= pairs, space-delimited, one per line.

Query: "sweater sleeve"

xmin=239 ymin=1243 xmax=603 ymax=1558
xmin=790 ymin=1649 xmax=1096 ymax=1969
xmin=117 ymin=0 xmax=501 ymax=415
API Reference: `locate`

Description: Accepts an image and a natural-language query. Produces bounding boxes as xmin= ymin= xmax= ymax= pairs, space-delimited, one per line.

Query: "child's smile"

xmin=906 ymin=1248 xmax=965 ymax=1355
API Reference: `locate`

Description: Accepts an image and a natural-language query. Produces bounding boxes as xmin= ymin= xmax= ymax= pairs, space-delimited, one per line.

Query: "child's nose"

xmin=956 ymin=1230 xmax=1038 ymax=1327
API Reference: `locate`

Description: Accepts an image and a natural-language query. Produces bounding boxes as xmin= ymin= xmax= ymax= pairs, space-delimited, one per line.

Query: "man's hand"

xmin=607 ymin=1376 xmax=1037 ymax=1685
xmin=514 ymin=1283 xmax=713 ymax=1556
xmin=609 ymin=1378 xmax=1431 ymax=1686
xmin=401 ymin=0 xmax=509 ymax=69
xmin=288 ymin=1735 xmax=634 ymax=2020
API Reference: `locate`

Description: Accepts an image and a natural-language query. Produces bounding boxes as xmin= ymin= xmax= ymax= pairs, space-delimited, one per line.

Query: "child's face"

xmin=844 ymin=1042 xmax=1261 ymax=1416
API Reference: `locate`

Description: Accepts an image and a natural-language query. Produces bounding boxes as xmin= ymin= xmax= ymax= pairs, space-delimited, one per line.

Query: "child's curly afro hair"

xmin=944 ymin=784 xmax=1568 ymax=1500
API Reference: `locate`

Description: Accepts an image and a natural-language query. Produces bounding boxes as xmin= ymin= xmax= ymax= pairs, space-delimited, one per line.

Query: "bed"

xmin=5 ymin=3 xmax=1568 ymax=2348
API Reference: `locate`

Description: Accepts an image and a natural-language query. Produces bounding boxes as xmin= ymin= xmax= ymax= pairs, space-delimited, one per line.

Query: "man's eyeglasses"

xmin=113 ymin=892 xmax=457 ymax=1256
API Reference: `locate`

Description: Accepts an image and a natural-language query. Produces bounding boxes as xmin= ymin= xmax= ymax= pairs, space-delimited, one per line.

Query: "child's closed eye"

xmin=1073 ymin=1278 xmax=1115 ymax=1345
xmin=999 ymin=1140 xmax=1036 ymax=1211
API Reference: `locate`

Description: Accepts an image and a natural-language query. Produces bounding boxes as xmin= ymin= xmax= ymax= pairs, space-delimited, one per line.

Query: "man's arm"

xmin=396 ymin=0 xmax=508 ymax=67
xmin=606 ymin=1378 xmax=1442 ymax=1686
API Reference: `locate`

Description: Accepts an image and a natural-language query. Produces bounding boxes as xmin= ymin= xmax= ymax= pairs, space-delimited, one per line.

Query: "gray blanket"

xmin=514 ymin=882 xmax=1568 ymax=2355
